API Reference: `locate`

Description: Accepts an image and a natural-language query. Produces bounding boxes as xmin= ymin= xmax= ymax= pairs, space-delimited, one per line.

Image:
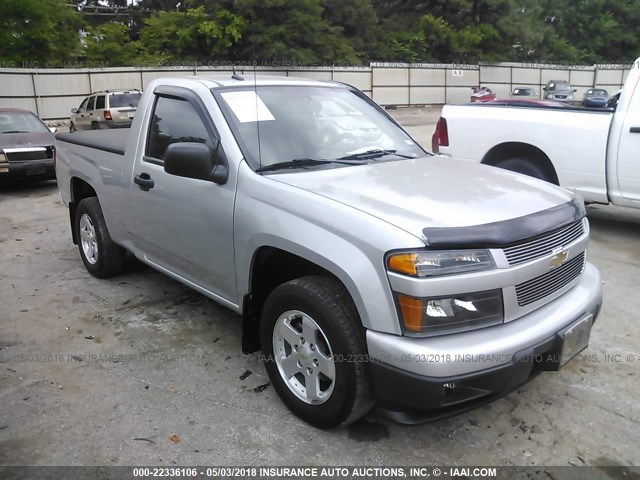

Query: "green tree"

xmin=537 ymin=0 xmax=640 ymax=63
xmin=0 ymin=0 xmax=83 ymax=66
xmin=138 ymin=6 xmax=245 ymax=63
xmin=84 ymin=23 xmax=144 ymax=66
xmin=204 ymin=0 xmax=358 ymax=63
xmin=322 ymin=0 xmax=378 ymax=60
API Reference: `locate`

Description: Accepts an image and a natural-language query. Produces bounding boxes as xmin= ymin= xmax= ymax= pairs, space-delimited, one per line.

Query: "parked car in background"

xmin=608 ymin=89 xmax=623 ymax=109
xmin=70 ymin=90 xmax=142 ymax=131
xmin=0 ymin=109 xmax=55 ymax=180
xmin=543 ymin=80 xmax=576 ymax=103
xmin=470 ymin=86 xmax=496 ymax=102
xmin=510 ymin=87 xmax=538 ymax=98
xmin=583 ymin=88 xmax=609 ymax=108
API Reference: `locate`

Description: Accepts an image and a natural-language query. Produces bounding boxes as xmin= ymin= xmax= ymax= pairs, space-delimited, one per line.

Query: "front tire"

xmin=260 ymin=276 xmax=373 ymax=429
xmin=75 ymin=197 xmax=125 ymax=278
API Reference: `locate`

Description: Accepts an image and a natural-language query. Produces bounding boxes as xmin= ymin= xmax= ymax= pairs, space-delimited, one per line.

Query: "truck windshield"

xmin=213 ymin=85 xmax=427 ymax=171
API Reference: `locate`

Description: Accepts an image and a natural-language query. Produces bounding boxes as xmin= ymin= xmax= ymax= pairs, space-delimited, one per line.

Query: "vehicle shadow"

xmin=0 ymin=178 xmax=58 ymax=198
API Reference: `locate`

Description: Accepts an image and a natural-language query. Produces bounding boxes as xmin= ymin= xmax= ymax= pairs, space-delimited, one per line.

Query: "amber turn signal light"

xmin=388 ymin=253 xmax=418 ymax=276
xmin=397 ymin=294 xmax=424 ymax=333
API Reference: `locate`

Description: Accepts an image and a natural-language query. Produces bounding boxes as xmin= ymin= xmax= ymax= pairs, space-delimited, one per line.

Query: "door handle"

xmin=134 ymin=173 xmax=155 ymax=191
xmin=630 ymin=127 xmax=640 ymax=133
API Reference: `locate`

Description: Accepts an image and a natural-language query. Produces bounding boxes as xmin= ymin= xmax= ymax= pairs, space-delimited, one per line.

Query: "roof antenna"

xmin=251 ymin=14 xmax=263 ymax=169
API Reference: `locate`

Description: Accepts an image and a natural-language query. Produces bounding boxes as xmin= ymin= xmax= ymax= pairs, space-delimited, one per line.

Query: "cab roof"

xmin=189 ymin=74 xmax=346 ymax=90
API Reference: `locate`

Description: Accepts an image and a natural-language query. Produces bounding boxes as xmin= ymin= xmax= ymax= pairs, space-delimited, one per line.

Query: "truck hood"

xmin=0 ymin=132 xmax=55 ymax=149
xmin=271 ymin=156 xmax=576 ymax=241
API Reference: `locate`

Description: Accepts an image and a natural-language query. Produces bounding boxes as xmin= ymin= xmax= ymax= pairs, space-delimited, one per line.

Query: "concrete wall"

xmin=0 ymin=63 xmax=631 ymax=120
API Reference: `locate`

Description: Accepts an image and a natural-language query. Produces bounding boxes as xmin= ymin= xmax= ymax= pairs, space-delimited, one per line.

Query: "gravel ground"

xmin=0 ymin=110 xmax=638 ymax=471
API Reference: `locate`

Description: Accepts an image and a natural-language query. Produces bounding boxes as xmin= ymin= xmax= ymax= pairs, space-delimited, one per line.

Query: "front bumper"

xmin=0 ymin=159 xmax=55 ymax=179
xmin=367 ymin=263 xmax=602 ymax=422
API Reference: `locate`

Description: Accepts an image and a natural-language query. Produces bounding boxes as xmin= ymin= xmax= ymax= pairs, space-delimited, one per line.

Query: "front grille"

xmin=504 ymin=220 xmax=585 ymax=266
xmin=6 ymin=147 xmax=54 ymax=162
xmin=515 ymin=252 xmax=586 ymax=307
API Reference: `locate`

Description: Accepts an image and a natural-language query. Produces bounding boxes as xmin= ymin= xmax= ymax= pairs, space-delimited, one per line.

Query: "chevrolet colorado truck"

xmin=433 ymin=58 xmax=640 ymax=209
xmin=55 ymin=76 xmax=602 ymax=428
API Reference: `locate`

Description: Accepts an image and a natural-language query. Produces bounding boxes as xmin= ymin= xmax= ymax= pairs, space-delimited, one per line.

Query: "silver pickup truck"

xmin=55 ymin=76 xmax=602 ymax=428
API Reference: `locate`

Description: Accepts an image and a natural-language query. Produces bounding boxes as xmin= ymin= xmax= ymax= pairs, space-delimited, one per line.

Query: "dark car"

xmin=583 ymin=88 xmax=609 ymax=108
xmin=608 ymin=89 xmax=622 ymax=109
xmin=0 ymin=109 xmax=56 ymax=180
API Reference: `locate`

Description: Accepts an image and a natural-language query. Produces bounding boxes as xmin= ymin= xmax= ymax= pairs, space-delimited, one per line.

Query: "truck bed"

xmin=463 ymin=99 xmax=613 ymax=113
xmin=56 ymin=129 xmax=129 ymax=156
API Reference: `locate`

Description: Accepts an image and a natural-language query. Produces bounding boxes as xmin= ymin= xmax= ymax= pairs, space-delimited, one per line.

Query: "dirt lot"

xmin=1 ymin=110 xmax=639 ymax=469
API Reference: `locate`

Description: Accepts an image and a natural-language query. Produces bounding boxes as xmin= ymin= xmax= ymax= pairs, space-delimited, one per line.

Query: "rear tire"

xmin=495 ymin=157 xmax=551 ymax=182
xmin=75 ymin=197 xmax=125 ymax=278
xmin=91 ymin=121 xmax=99 ymax=130
xmin=260 ymin=276 xmax=373 ymax=429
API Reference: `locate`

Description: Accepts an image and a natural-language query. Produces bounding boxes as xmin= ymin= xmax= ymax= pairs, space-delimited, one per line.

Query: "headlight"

xmin=387 ymin=250 xmax=495 ymax=277
xmin=397 ymin=290 xmax=504 ymax=336
xmin=0 ymin=152 xmax=6 ymax=163
xmin=546 ymin=94 xmax=553 ymax=99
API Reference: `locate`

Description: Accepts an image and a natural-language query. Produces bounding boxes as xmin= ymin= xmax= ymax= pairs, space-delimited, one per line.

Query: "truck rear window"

xmin=110 ymin=93 xmax=142 ymax=108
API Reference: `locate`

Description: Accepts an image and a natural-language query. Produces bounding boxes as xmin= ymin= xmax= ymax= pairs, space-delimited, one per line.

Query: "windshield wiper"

xmin=337 ymin=149 xmax=415 ymax=160
xmin=255 ymin=158 xmax=364 ymax=173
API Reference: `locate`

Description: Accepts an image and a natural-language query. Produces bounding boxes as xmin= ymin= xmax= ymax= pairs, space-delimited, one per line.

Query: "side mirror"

xmin=164 ymin=141 xmax=228 ymax=184
xmin=71 ymin=108 xmax=78 ymax=113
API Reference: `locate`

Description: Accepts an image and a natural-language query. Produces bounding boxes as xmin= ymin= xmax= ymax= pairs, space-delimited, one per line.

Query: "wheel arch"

xmin=241 ymin=245 xmax=362 ymax=354
xmin=482 ymin=142 xmax=559 ymax=185
xmin=69 ymin=177 xmax=98 ymax=244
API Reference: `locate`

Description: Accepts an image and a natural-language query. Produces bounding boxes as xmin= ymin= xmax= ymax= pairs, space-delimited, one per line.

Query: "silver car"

xmin=70 ymin=90 xmax=142 ymax=131
xmin=543 ymin=80 xmax=576 ymax=103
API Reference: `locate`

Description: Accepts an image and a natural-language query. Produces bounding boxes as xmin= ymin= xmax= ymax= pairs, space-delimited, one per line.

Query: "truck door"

xmin=129 ymin=88 xmax=237 ymax=306
xmin=616 ymin=81 xmax=640 ymax=202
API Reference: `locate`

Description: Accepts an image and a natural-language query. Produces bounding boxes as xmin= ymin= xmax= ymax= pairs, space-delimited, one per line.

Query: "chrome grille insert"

xmin=515 ymin=252 xmax=586 ymax=307
xmin=5 ymin=147 xmax=53 ymax=162
xmin=504 ymin=220 xmax=585 ymax=266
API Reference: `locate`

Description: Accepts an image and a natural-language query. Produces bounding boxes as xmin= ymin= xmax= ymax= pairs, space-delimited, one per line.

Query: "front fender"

xmin=234 ymin=164 xmax=425 ymax=335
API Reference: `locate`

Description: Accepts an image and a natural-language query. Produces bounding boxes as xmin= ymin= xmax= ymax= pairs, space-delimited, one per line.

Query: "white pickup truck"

xmin=434 ymin=58 xmax=640 ymax=209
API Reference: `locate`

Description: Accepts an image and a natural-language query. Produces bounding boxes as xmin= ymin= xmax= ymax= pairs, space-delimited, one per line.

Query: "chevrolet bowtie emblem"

xmin=549 ymin=247 xmax=569 ymax=269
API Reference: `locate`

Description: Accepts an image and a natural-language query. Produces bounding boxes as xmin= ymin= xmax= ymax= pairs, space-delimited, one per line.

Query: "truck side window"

xmin=146 ymin=96 xmax=212 ymax=161
xmin=87 ymin=96 xmax=96 ymax=111
xmin=79 ymin=98 xmax=88 ymax=112
xmin=95 ymin=95 xmax=105 ymax=110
